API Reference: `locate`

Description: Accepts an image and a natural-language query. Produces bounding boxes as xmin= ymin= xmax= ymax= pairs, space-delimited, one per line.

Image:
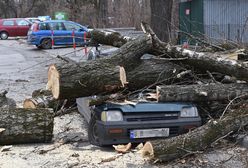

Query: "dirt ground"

xmin=0 ymin=38 xmax=247 ymax=168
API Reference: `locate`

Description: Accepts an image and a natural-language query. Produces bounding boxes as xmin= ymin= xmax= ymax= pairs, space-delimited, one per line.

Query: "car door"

xmin=2 ymin=20 xmax=17 ymax=36
xmin=49 ymin=22 xmax=67 ymax=45
xmin=63 ymin=22 xmax=85 ymax=45
xmin=16 ymin=19 xmax=30 ymax=36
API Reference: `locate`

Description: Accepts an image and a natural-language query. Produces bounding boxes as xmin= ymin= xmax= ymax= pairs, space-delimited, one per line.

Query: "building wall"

xmin=203 ymin=0 xmax=248 ymax=43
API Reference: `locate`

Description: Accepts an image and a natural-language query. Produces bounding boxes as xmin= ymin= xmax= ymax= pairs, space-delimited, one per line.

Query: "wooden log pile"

xmin=43 ymin=24 xmax=248 ymax=160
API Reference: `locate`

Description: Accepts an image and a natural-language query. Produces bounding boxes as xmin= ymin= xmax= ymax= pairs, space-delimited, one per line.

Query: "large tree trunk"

xmin=157 ymin=83 xmax=248 ymax=102
xmin=0 ymin=108 xmax=54 ymax=145
xmin=86 ymin=60 xmax=184 ymax=106
xmin=141 ymin=104 xmax=248 ymax=162
xmin=127 ymin=59 xmax=184 ymax=91
xmin=141 ymin=22 xmax=248 ymax=82
xmin=47 ymin=35 xmax=152 ymax=99
xmin=150 ymin=0 xmax=173 ymax=42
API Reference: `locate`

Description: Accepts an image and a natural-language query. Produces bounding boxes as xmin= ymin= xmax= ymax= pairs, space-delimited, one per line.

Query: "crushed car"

xmin=77 ymin=97 xmax=201 ymax=146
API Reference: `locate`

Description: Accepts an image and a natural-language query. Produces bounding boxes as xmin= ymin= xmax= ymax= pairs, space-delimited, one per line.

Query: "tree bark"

xmin=141 ymin=104 xmax=248 ymax=162
xmin=0 ymin=108 xmax=54 ymax=145
xmin=23 ymin=89 xmax=56 ymax=109
xmin=141 ymin=22 xmax=248 ymax=82
xmin=157 ymin=83 xmax=248 ymax=102
xmin=127 ymin=59 xmax=184 ymax=91
xmin=85 ymin=60 xmax=184 ymax=106
xmin=150 ymin=0 xmax=173 ymax=42
xmin=47 ymin=35 xmax=152 ymax=99
xmin=90 ymin=29 xmax=132 ymax=47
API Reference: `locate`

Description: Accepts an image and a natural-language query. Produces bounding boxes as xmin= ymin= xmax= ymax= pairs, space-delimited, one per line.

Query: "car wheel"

xmin=0 ymin=32 xmax=8 ymax=40
xmin=88 ymin=114 xmax=102 ymax=146
xmin=41 ymin=38 xmax=52 ymax=49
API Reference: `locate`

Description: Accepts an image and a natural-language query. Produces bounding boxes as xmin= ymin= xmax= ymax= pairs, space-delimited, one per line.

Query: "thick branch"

xmin=141 ymin=22 xmax=248 ymax=82
xmin=157 ymin=83 xmax=248 ymax=102
xmin=141 ymin=105 xmax=248 ymax=161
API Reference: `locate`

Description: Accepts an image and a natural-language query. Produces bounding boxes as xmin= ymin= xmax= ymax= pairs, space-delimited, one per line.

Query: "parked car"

xmin=77 ymin=98 xmax=202 ymax=146
xmin=27 ymin=20 xmax=89 ymax=49
xmin=0 ymin=18 xmax=31 ymax=40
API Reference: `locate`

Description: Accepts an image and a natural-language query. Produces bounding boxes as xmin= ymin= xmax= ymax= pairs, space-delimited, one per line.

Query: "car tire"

xmin=41 ymin=38 xmax=52 ymax=49
xmin=0 ymin=32 xmax=8 ymax=40
xmin=88 ymin=114 xmax=102 ymax=146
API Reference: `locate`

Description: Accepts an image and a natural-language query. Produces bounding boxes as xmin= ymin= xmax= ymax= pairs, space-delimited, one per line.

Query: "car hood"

xmin=97 ymin=102 xmax=195 ymax=113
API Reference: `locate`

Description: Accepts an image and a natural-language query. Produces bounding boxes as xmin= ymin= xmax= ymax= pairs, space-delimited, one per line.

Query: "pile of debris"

xmin=1 ymin=22 xmax=248 ymax=163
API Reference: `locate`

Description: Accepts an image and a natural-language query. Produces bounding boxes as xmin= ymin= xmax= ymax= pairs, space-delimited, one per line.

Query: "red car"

xmin=0 ymin=18 xmax=31 ymax=40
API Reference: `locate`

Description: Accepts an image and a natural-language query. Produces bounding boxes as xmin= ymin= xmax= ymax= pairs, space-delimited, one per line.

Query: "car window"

xmin=39 ymin=23 xmax=50 ymax=30
xmin=64 ymin=22 xmax=81 ymax=31
xmin=49 ymin=22 xmax=66 ymax=31
xmin=16 ymin=20 xmax=29 ymax=26
xmin=3 ymin=20 xmax=14 ymax=26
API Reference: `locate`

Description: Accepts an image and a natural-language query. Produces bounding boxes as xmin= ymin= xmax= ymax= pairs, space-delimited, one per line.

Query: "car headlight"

xmin=101 ymin=110 xmax=123 ymax=121
xmin=180 ymin=107 xmax=198 ymax=117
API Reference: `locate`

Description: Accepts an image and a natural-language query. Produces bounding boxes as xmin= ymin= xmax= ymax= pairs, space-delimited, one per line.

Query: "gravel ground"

xmin=0 ymin=37 xmax=247 ymax=168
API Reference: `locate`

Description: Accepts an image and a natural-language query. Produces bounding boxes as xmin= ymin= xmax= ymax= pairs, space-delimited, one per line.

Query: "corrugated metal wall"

xmin=204 ymin=0 xmax=248 ymax=43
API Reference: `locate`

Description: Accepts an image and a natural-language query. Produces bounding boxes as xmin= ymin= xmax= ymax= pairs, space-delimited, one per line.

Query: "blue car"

xmin=27 ymin=20 xmax=89 ymax=49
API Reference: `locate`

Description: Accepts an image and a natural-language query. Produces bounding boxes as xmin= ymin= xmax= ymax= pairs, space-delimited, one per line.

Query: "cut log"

xmin=141 ymin=104 xmax=248 ymax=162
xmin=23 ymin=89 xmax=57 ymax=109
xmin=47 ymin=64 xmax=126 ymax=100
xmin=47 ymin=35 xmax=152 ymax=99
xmin=90 ymin=29 xmax=132 ymax=47
xmin=157 ymin=83 xmax=248 ymax=102
xmin=141 ymin=22 xmax=248 ymax=82
xmin=0 ymin=108 xmax=53 ymax=145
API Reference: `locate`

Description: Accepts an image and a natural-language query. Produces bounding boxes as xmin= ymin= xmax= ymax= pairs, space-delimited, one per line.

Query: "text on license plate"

xmin=130 ymin=128 xmax=169 ymax=139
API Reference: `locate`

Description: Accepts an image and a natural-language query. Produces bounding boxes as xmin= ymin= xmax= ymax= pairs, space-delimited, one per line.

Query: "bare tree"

xmin=150 ymin=0 xmax=173 ymax=42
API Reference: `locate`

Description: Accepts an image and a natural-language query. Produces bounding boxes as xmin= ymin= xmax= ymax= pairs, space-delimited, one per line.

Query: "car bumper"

xmin=96 ymin=117 xmax=201 ymax=145
xmin=27 ymin=35 xmax=39 ymax=45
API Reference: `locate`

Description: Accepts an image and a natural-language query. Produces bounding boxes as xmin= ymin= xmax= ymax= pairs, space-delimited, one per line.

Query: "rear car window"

xmin=49 ymin=22 xmax=66 ymax=31
xmin=3 ymin=20 xmax=14 ymax=26
xmin=16 ymin=20 xmax=29 ymax=26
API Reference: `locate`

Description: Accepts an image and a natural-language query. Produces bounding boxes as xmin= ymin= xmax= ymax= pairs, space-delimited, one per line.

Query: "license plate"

xmin=130 ymin=128 xmax=169 ymax=139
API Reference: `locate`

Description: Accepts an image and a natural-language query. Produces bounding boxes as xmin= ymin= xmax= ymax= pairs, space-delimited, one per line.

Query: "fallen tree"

xmin=141 ymin=22 xmax=248 ymax=82
xmin=157 ymin=83 xmax=248 ymax=102
xmin=47 ymin=35 xmax=152 ymax=99
xmin=141 ymin=103 xmax=248 ymax=162
xmin=0 ymin=108 xmax=54 ymax=145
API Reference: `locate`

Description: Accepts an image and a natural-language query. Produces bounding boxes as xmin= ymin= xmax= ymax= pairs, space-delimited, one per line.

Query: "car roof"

xmin=0 ymin=18 xmax=27 ymax=20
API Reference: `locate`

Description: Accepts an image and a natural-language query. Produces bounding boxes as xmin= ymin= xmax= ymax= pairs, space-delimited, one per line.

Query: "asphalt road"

xmin=0 ymin=38 xmax=61 ymax=105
